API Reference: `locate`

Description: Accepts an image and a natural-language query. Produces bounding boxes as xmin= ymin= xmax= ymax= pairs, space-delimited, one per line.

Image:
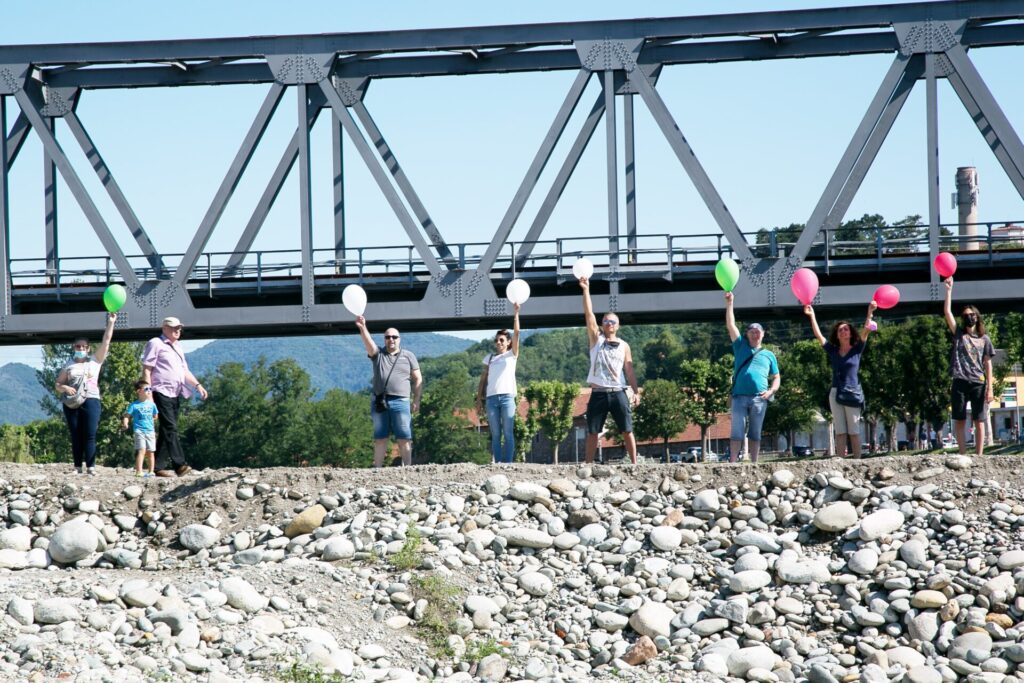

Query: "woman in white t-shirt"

xmin=54 ymin=313 xmax=117 ymax=475
xmin=476 ymin=303 xmax=520 ymax=463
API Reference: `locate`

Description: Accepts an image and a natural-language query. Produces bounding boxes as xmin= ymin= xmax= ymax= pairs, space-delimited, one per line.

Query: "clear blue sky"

xmin=1 ymin=0 xmax=1021 ymax=366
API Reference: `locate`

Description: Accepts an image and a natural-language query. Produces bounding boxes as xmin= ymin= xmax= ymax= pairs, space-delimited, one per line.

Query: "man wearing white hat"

xmin=142 ymin=316 xmax=208 ymax=477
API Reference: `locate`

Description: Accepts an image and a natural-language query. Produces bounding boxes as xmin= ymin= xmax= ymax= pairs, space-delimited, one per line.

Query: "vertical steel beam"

xmin=823 ymin=56 xmax=922 ymax=232
xmin=43 ymin=118 xmax=58 ymax=284
xmin=224 ymin=103 xmax=324 ymax=275
xmin=624 ymin=93 xmax=637 ymax=265
xmin=0 ymin=98 xmax=10 ymax=315
xmin=789 ymin=55 xmax=911 ymax=264
xmin=332 ymin=111 xmax=346 ymax=271
xmin=319 ymin=79 xmax=443 ymax=275
xmin=627 ymin=68 xmax=753 ymax=263
xmin=5 ymin=111 xmax=30 ymax=167
xmin=925 ymin=53 xmax=941 ymax=285
xmin=64 ymin=111 xmax=166 ymax=276
xmin=477 ymin=69 xmax=592 ymax=275
xmin=352 ymin=102 xmax=455 ymax=267
xmin=296 ymin=84 xmax=314 ymax=308
xmin=604 ymin=71 xmax=620 ymax=294
xmin=943 ymin=45 xmax=1024 ymax=201
xmin=173 ymin=83 xmax=286 ymax=286
xmin=515 ymin=94 xmax=605 ymax=265
xmin=13 ymin=89 xmax=139 ymax=287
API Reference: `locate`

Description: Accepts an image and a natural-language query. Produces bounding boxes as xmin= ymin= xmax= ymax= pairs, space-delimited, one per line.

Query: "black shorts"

xmin=951 ymin=378 xmax=986 ymax=422
xmin=586 ymin=389 xmax=633 ymax=434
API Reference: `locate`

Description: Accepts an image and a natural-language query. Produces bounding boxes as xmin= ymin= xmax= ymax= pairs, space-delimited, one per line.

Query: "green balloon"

xmin=715 ymin=257 xmax=740 ymax=292
xmin=103 ymin=284 xmax=127 ymax=313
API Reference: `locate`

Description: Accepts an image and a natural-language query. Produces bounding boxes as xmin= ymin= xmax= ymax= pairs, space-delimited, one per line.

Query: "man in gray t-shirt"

xmin=356 ymin=316 xmax=423 ymax=467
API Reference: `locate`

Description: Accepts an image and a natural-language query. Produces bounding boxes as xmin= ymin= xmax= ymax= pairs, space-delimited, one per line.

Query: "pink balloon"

xmin=873 ymin=284 xmax=900 ymax=310
xmin=934 ymin=252 xmax=957 ymax=278
xmin=790 ymin=268 xmax=819 ymax=306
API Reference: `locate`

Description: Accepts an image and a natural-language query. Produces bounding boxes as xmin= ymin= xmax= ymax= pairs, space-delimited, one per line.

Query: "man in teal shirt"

xmin=725 ymin=292 xmax=780 ymax=463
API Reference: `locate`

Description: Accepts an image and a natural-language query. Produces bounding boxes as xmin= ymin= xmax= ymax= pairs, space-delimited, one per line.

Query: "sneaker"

xmin=87 ymin=467 xmax=96 ymax=476
xmin=144 ymin=472 xmax=154 ymax=478
xmin=135 ymin=471 xmax=144 ymax=477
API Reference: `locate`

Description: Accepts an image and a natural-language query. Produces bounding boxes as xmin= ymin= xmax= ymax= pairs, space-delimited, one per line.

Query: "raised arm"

xmin=93 ymin=312 xmax=117 ymax=364
xmin=580 ymin=277 xmax=599 ymax=347
xmin=725 ymin=292 xmax=740 ymax=342
xmin=803 ymin=305 xmax=826 ymax=346
xmin=860 ymin=300 xmax=878 ymax=341
xmin=942 ymin=277 xmax=957 ymax=334
xmin=355 ymin=315 xmax=379 ymax=357
xmin=511 ymin=303 xmax=521 ymax=357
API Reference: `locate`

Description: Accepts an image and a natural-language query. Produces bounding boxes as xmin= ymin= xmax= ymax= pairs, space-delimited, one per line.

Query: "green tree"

xmin=23 ymin=418 xmax=71 ymax=463
xmin=511 ymin=388 xmax=535 ymax=463
xmin=524 ymin=381 xmax=580 ymax=464
xmin=763 ymin=340 xmax=829 ymax=451
xmin=677 ymin=357 xmax=732 ymax=455
xmin=283 ymin=389 xmax=374 ymax=468
xmin=414 ymin=368 xmax=490 ymax=464
xmin=37 ymin=340 xmax=145 ymax=467
xmin=0 ymin=424 xmax=32 ymax=463
xmin=641 ymin=332 xmax=686 ymax=382
xmin=632 ymin=379 xmax=688 ymax=462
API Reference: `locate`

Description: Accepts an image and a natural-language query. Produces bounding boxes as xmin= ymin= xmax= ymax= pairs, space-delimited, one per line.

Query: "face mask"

xmin=73 ymin=350 xmax=88 ymax=361
xmin=964 ymin=315 xmax=978 ymax=326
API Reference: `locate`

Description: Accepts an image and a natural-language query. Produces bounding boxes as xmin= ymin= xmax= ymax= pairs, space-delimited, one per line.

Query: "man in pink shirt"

xmin=142 ymin=316 xmax=209 ymax=477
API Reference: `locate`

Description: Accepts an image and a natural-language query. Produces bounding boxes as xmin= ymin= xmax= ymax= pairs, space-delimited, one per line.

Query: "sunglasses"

xmin=143 ymin=387 xmax=152 ymax=393
xmin=384 ymin=335 xmax=400 ymax=340
xmin=604 ymin=341 xmax=621 ymax=349
xmin=602 ymin=320 xmax=619 ymax=326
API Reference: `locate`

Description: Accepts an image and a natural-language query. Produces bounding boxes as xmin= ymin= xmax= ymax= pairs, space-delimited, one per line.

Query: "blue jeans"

xmin=730 ymin=395 xmax=768 ymax=442
xmin=63 ymin=397 xmax=101 ymax=468
xmin=371 ymin=396 xmax=413 ymax=440
xmin=486 ymin=394 xmax=516 ymax=463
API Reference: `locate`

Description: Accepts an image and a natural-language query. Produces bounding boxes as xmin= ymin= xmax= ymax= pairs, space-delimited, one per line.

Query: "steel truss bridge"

xmin=1 ymin=0 xmax=1024 ymax=342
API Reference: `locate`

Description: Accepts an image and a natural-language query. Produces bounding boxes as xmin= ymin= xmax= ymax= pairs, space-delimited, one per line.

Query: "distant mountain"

xmin=0 ymin=363 xmax=47 ymax=425
xmin=185 ymin=333 xmax=476 ymax=394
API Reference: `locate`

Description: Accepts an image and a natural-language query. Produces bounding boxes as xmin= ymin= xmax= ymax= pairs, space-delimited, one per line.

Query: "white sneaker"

xmin=87 ymin=467 xmax=96 ymax=476
xmin=76 ymin=465 xmax=85 ymax=474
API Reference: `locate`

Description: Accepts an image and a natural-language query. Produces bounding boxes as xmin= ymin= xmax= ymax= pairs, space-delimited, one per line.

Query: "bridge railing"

xmin=7 ymin=220 xmax=1023 ymax=290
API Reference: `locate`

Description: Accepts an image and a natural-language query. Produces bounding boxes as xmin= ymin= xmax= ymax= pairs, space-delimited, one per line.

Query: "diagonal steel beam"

xmin=224 ymin=102 xmax=325 ymax=275
xmin=43 ymin=118 xmax=58 ymax=282
xmin=627 ymin=66 xmax=753 ymax=262
xmin=477 ymin=69 xmax=591 ymax=275
xmin=13 ymin=87 xmax=139 ymax=288
xmin=789 ymin=54 xmax=911 ymax=264
xmin=822 ymin=55 xmax=922 ymax=232
xmin=604 ymin=70 xmax=620 ymax=288
xmin=944 ymin=44 xmax=1024 ymax=201
xmin=64 ymin=110 xmax=166 ymax=276
xmin=319 ymin=79 xmax=442 ymax=275
xmin=173 ymin=82 xmax=286 ymax=285
xmin=5 ymin=111 xmax=30 ymax=167
xmin=296 ymin=83 xmax=314 ymax=308
xmin=515 ymin=93 xmax=605 ymax=266
xmin=925 ymin=53 xmax=941 ymax=284
xmin=332 ymin=109 xmax=345 ymax=269
xmin=352 ymin=101 xmax=456 ymax=267
xmin=624 ymin=93 xmax=637 ymax=263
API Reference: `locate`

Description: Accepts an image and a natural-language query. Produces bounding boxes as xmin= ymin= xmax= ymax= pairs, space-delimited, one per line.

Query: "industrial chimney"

xmin=955 ymin=167 xmax=979 ymax=251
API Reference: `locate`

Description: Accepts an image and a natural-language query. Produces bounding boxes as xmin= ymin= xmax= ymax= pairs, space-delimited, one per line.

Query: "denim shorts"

xmin=371 ymin=395 xmax=413 ymax=440
xmin=586 ymin=389 xmax=633 ymax=434
xmin=730 ymin=395 xmax=768 ymax=441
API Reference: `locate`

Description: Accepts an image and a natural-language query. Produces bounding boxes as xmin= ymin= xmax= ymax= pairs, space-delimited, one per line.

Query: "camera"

xmin=374 ymin=394 xmax=389 ymax=412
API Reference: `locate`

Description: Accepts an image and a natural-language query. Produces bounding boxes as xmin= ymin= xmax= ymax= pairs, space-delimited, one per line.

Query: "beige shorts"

xmin=133 ymin=431 xmax=156 ymax=452
xmin=829 ymin=387 xmax=863 ymax=435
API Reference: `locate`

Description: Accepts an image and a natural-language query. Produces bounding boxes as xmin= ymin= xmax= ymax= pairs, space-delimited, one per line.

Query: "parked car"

xmin=792 ymin=445 xmax=814 ymax=457
xmin=672 ymin=447 xmax=718 ymax=463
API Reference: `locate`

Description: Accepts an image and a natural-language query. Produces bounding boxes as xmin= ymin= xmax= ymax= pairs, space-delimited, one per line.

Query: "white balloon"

xmin=342 ymin=284 xmax=367 ymax=316
xmin=506 ymin=279 xmax=531 ymax=305
xmin=572 ymin=257 xmax=594 ymax=280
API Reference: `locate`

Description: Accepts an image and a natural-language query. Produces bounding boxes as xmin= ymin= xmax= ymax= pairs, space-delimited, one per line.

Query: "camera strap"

xmin=378 ymin=350 xmax=405 ymax=396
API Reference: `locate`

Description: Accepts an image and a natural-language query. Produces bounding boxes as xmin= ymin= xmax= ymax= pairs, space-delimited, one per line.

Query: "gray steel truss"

xmin=0 ymin=0 xmax=1022 ymax=343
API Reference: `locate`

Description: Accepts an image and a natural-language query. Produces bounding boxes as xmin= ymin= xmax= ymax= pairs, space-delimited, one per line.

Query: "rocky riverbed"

xmin=1 ymin=454 xmax=1024 ymax=682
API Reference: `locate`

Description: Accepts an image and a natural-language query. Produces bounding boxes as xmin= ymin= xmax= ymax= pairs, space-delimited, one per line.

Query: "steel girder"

xmin=0 ymin=2 xmax=1022 ymax=343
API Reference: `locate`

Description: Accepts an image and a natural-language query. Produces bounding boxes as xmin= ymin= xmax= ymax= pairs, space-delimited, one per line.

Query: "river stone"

xmin=178 ymin=524 xmax=221 ymax=552
xmin=0 ymin=549 xmax=27 ymax=569
xmin=499 ymin=528 xmax=553 ymax=549
xmin=948 ymin=632 xmax=992 ymax=660
xmin=911 ymin=590 xmax=948 ymax=609
xmin=649 ymin=526 xmax=682 ymax=551
xmin=321 ymin=538 xmax=356 ymax=561
xmin=0 ymin=526 xmax=31 ymax=552
xmin=813 ymin=502 xmax=859 ymax=532
xmin=900 ymin=539 xmax=928 ymax=568
xmin=7 ymin=596 xmax=33 ymax=625
xmin=666 ymin=578 xmax=690 ymax=601
xmin=727 ymin=646 xmax=781 ymax=677
xmin=478 ymin=653 xmax=508 ymax=681
xmin=858 ymin=509 xmax=905 ymax=541
xmin=34 ymin=598 xmax=80 ymax=624
xmin=220 ymin=577 xmax=269 ymax=613
xmin=595 ymin=611 xmax=629 ymax=632
xmin=906 ymin=666 xmax=943 ymax=683
xmin=285 ymin=504 xmax=327 ymax=538
xmin=771 ymin=470 xmax=795 ymax=488
xmin=48 ymin=518 xmax=99 ymax=564
xmin=997 ymin=550 xmax=1024 ymax=570
xmin=693 ymin=618 xmax=730 ymax=636
xmin=509 ymin=482 xmax=549 ymax=503
xmin=628 ymin=601 xmax=674 ymax=639
xmin=585 ymin=481 xmax=611 ymax=501
xmin=729 ymin=570 xmax=772 ymax=593
xmin=734 ymin=529 xmax=781 ymax=553
xmin=578 ymin=523 xmax=608 ymax=546
xmin=483 ymin=475 xmax=510 ymax=496
xmin=886 ymin=646 xmax=926 ymax=668
xmin=849 ymin=548 xmax=879 ymax=574
xmin=622 ymin=635 xmax=658 ymax=665
xmin=519 ymin=572 xmax=553 ymax=597
xmin=692 ymin=490 xmax=720 ymax=512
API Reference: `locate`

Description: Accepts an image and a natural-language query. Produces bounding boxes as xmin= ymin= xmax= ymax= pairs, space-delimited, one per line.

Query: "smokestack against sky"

xmin=956 ymin=166 xmax=980 ymax=251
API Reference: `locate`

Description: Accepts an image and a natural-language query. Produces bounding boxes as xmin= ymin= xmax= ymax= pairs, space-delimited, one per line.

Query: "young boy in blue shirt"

xmin=122 ymin=380 xmax=159 ymax=477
